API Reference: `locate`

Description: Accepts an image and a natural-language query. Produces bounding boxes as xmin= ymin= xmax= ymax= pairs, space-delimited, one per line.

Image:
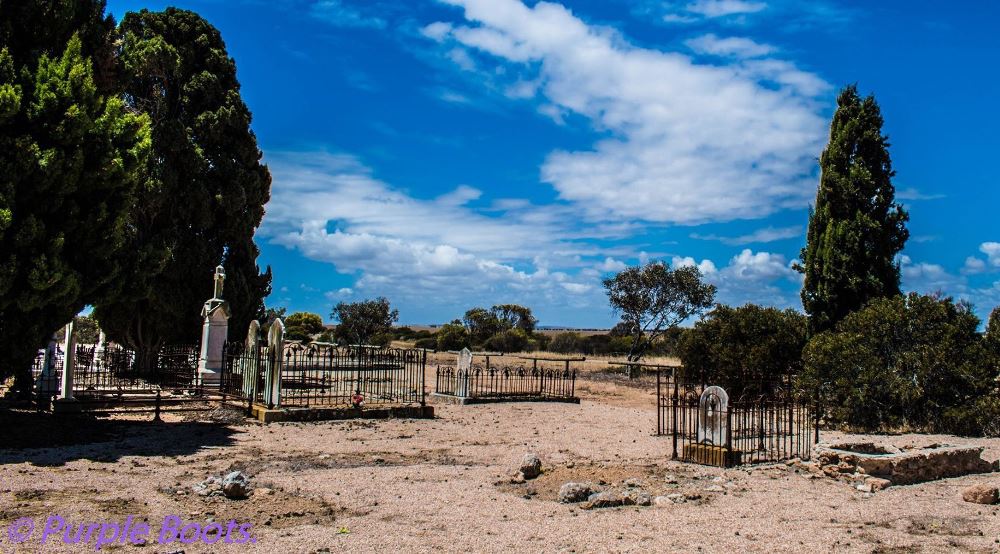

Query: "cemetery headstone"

xmin=697 ymin=386 xmax=729 ymax=446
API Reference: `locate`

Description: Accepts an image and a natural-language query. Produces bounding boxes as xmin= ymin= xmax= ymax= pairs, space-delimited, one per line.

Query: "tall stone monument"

xmin=198 ymin=265 xmax=231 ymax=387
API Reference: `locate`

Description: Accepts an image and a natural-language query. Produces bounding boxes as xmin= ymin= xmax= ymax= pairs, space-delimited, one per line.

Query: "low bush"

xmin=483 ymin=328 xmax=530 ymax=353
xmin=802 ymin=293 xmax=995 ymax=435
xmin=413 ymin=337 xmax=437 ymax=350
xmin=549 ymin=332 xmax=584 ymax=354
xmin=436 ymin=320 xmax=470 ymax=351
xmin=678 ymin=304 xmax=806 ymax=395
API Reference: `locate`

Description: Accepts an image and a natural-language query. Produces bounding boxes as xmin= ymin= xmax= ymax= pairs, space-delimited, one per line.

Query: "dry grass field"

xmin=3 ymin=364 xmax=1000 ymax=553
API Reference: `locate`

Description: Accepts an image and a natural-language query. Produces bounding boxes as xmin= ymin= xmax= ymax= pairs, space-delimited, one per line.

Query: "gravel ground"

xmin=2 ymin=382 xmax=1000 ymax=553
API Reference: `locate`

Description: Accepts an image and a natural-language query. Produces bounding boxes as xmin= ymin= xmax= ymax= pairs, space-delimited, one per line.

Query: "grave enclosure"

xmin=28 ymin=267 xmax=430 ymax=421
xmin=433 ymin=348 xmax=580 ymax=404
xmin=656 ymin=369 xmax=816 ymax=467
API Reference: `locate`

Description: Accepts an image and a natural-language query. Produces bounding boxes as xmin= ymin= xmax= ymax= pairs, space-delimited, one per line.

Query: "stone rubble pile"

xmin=192 ymin=471 xmax=252 ymax=499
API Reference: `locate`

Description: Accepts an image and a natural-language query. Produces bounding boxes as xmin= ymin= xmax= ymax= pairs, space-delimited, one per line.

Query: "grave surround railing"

xmin=656 ymin=370 xmax=815 ymax=467
xmin=435 ymin=364 xmax=577 ymax=400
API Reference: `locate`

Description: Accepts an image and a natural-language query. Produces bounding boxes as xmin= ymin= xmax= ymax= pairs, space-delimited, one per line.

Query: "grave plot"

xmin=432 ymin=348 xmax=580 ymax=404
xmin=657 ymin=371 xmax=815 ymax=467
xmin=799 ymin=440 xmax=997 ymax=490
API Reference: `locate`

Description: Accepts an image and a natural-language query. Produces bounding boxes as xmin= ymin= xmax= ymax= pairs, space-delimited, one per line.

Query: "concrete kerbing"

xmin=251 ymin=404 xmax=434 ymax=423
xmin=430 ymin=393 xmax=581 ymax=405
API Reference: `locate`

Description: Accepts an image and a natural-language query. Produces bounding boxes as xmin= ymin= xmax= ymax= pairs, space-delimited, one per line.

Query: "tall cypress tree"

xmin=0 ymin=1 xmax=150 ymax=395
xmin=798 ymin=85 xmax=908 ymax=334
xmin=93 ymin=8 xmax=271 ymax=367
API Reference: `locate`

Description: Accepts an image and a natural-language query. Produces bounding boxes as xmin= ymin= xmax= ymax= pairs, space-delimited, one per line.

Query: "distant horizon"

xmin=106 ymin=0 xmax=1000 ymax=328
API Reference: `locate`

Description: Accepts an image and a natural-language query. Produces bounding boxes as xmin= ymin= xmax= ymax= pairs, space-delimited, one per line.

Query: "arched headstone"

xmin=456 ymin=347 xmax=473 ymax=397
xmin=697 ymin=386 xmax=729 ymax=446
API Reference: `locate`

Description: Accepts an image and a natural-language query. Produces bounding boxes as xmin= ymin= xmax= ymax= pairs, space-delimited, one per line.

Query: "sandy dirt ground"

xmin=3 ymin=369 xmax=1000 ymax=553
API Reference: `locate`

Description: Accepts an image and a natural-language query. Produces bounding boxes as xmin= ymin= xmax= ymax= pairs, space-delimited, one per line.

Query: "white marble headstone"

xmin=457 ymin=347 xmax=473 ymax=372
xmin=456 ymin=347 xmax=473 ymax=397
xmin=697 ymin=386 xmax=729 ymax=445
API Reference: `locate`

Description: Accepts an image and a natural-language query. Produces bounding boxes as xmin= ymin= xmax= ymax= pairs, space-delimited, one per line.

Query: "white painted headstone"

xmin=697 ymin=386 xmax=730 ymax=446
xmin=456 ymin=347 xmax=472 ymax=397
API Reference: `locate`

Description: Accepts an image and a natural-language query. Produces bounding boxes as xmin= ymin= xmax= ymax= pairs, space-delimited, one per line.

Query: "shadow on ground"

xmin=0 ymin=409 xmax=241 ymax=466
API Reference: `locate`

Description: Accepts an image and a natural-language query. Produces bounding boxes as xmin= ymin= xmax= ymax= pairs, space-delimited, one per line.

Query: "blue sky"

xmin=106 ymin=0 xmax=1000 ymax=327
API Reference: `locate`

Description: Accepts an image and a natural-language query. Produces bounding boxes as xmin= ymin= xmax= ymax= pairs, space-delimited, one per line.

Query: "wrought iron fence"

xmin=280 ymin=343 xmax=426 ymax=408
xmin=221 ymin=342 xmax=427 ymax=409
xmin=31 ymin=343 xmax=202 ymax=404
xmin=436 ymin=365 xmax=577 ymax=400
xmin=221 ymin=340 xmax=269 ymax=407
xmin=656 ymin=371 xmax=814 ymax=467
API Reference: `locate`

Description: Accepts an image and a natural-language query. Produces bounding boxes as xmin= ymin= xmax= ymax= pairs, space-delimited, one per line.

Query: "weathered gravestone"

xmin=455 ymin=347 xmax=473 ymax=397
xmin=697 ymin=386 xmax=729 ymax=446
xmin=681 ymin=385 xmax=736 ymax=466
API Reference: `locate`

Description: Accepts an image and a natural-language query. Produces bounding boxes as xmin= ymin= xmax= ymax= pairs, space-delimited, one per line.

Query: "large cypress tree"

xmin=0 ymin=1 xmax=151 ymax=395
xmin=798 ymin=85 xmax=908 ymax=334
xmin=93 ymin=8 xmax=271 ymax=367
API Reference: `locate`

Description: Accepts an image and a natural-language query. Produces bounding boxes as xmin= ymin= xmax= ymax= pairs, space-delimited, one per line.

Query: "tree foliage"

xmin=0 ymin=1 xmax=150 ymax=393
xmin=678 ymin=304 xmax=807 ymax=396
xmin=283 ymin=312 xmax=325 ymax=342
xmin=548 ymin=332 xmax=585 ymax=354
xmin=802 ymin=293 xmax=994 ymax=435
xmin=603 ymin=261 xmax=716 ymax=372
xmin=92 ymin=8 xmax=271 ymax=367
xmin=331 ymin=297 xmax=399 ymax=346
xmin=436 ymin=320 xmax=470 ymax=351
xmin=462 ymin=304 xmax=537 ymax=347
xmin=798 ymin=84 xmax=909 ymax=334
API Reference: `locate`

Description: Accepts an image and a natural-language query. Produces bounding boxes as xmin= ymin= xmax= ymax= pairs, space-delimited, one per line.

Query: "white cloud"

xmin=685 ymin=0 xmax=767 ymax=18
xmin=597 ymin=257 xmax=627 ymax=273
xmin=964 ymin=256 xmax=987 ymax=275
xmin=430 ymin=0 xmax=829 ymax=225
xmin=260 ymin=151 xmax=615 ymax=315
xmin=981 ymin=242 xmax=1000 ymax=267
xmin=685 ymin=34 xmax=775 ymax=58
xmin=896 ymin=187 xmax=945 ymax=201
xmin=960 ymin=242 xmax=1000 ymax=275
xmin=670 ymin=256 xmax=718 ymax=275
xmin=310 ymin=0 xmax=386 ymax=29
xmin=691 ymin=225 xmax=801 ymax=245
xmin=900 ymin=255 xmax=964 ymax=293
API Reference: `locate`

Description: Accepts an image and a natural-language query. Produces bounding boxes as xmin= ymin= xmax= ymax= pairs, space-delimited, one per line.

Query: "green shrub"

xmin=413 ymin=337 xmax=437 ymax=350
xmin=436 ymin=320 xmax=470 ymax=351
xmin=678 ymin=304 xmax=806 ymax=395
xmin=549 ymin=332 xmax=584 ymax=354
xmin=802 ymin=293 xmax=993 ymax=434
xmin=584 ymin=334 xmax=612 ymax=355
xmin=483 ymin=329 xmax=530 ymax=353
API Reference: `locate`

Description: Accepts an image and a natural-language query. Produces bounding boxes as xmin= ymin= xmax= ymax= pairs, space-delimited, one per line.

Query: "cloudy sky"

xmin=108 ymin=0 xmax=1000 ymax=327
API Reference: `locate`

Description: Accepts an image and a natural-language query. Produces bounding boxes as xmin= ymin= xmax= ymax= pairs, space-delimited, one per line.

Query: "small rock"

xmin=565 ymin=461 xmax=575 ymax=469
xmin=624 ymin=490 xmax=652 ymax=506
xmin=558 ymin=482 xmax=594 ymax=503
xmin=623 ymin=478 xmax=643 ymax=488
xmin=519 ymin=453 xmax=542 ymax=480
xmin=855 ymin=483 xmax=873 ymax=493
xmin=663 ymin=474 xmax=679 ymax=485
xmin=222 ymin=471 xmax=251 ymax=499
xmin=509 ymin=473 xmax=526 ymax=485
xmin=865 ymin=477 xmax=891 ymax=492
xmin=653 ymin=495 xmax=672 ymax=506
xmin=704 ymin=485 xmax=725 ymax=493
xmin=963 ymin=484 xmax=999 ymax=505
xmin=255 ymin=487 xmax=274 ymax=496
xmin=582 ymin=491 xmax=626 ymax=510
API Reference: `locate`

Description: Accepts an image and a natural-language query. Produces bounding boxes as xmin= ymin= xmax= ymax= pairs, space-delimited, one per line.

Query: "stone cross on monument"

xmin=213 ymin=264 xmax=225 ymax=299
xmin=198 ymin=265 xmax=231 ymax=387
